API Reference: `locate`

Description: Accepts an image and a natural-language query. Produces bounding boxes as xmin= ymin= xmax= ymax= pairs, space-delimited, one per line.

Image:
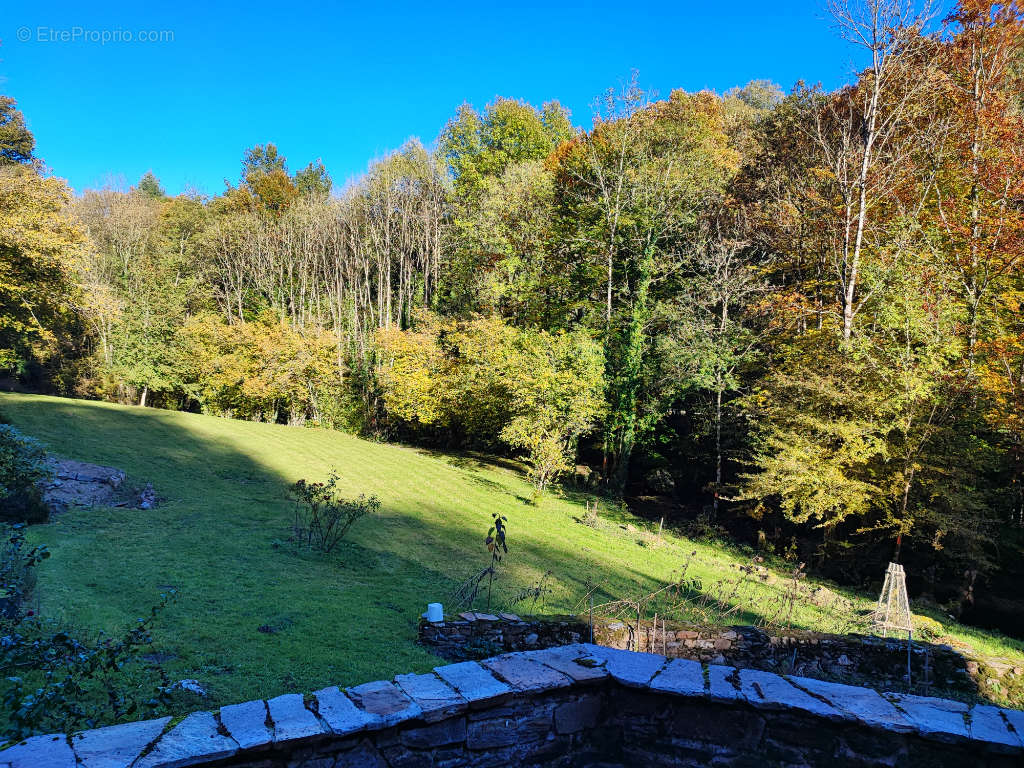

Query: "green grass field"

xmin=2 ymin=392 xmax=1023 ymax=716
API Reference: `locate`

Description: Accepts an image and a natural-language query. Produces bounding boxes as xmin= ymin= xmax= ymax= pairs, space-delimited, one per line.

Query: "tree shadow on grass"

xmin=415 ymin=446 xmax=525 ymax=475
xmin=0 ymin=393 xmax=1001 ymax=712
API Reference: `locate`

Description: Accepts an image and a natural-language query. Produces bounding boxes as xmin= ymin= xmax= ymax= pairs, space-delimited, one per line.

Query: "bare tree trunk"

xmin=826 ymin=0 xmax=932 ymax=344
xmin=714 ymin=381 xmax=722 ymax=519
xmin=844 ymin=91 xmax=878 ymax=343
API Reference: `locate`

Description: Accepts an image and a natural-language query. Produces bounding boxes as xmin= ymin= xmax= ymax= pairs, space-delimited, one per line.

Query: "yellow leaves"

xmin=0 ymin=166 xmax=85 ymax=368
xmin=0 ymin=167 xmax=84 ymax=258
xmin=179 ymin=313 xmax=340 ymax=421
xmin=373 ymin=313 xmax=605 ymax=489
xmin=374 ymin=321 xmax=451 ymax=426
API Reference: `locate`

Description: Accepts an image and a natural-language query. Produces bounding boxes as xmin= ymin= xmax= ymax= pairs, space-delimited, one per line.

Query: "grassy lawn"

xmin=2 ymin=392 xmax=1022 ymax=717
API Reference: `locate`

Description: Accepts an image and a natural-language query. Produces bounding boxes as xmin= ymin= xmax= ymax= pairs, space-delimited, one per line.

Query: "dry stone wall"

xmin=420 ymin=613 xmax=975 ymax=698
xmin=3 ymin=643 xmax=1024 ymax=767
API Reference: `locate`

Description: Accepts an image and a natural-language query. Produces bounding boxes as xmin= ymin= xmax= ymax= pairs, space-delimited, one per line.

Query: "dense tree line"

xmin=1 ymin=0 xmax=1022 ymax=623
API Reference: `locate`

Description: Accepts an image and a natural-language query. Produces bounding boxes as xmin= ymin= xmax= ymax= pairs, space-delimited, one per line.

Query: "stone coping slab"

xmin=216 ymin=700 xmax=271 ymax=752
xmin=266 ymin=693 xmax=326 ymax=745
xmin=971 ymin=704 xmax=1024 ymax=751
xmin=72 ymin=716 xmax=171 ymax=768
xmin=4 ymin=646 xmax=1024 ymax=766
xmin=738 ymin=668 xmax=840 ymax=720
xmin=0 ymin=733 xmax=77 ymax=768
xmin=650 ymin=657 xmax=704 ymax=696
xmin=313 ymin=686 xmax=382 ymax=735
xmin=578 ymin=643 xmax=667 ymax=687
xmin=345 ymin=680 xmax=422 ymax=728
xmin=786 ymin=675 xmax=915 ymax=732
xmin=481 ymin=653 xmax=574 ymax=693
xmin=394 ymin=672 xmax=468 ymax=722
xmin=521 ymin=643 xmax=610 ymax=684
xmin=434 ymin=660 xmax=514 ymax=708
xmin=707 ymin=663 xmax=744 ymax=703
xmin=132 ymin=711 xmax=237 ymax=768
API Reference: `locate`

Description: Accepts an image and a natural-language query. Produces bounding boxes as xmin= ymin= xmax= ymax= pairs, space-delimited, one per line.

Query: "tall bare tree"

xmin=824 ymin=0 xmax=935 ymax=342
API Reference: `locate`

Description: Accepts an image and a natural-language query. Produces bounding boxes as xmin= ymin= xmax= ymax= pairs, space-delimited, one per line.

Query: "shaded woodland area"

xmin=2 ymin=2 xmax=1022 ymax=632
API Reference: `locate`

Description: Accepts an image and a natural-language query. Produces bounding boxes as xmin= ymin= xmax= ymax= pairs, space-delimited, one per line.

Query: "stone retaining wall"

xmin=4 ymin=644 xmax=1024 ymax=767
xmin=419 ymin=612 xmax=588 ymax=660
xmin=420 ymin=613 xmax=975 ymax=698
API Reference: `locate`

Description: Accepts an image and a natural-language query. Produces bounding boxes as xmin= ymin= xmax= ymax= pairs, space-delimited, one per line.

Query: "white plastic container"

xmin=423 ymin=602 xmax=443 ymax=623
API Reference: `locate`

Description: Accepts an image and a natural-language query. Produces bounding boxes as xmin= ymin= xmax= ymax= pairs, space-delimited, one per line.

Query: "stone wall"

xmin=419 ymin=612 xmax=588 ymax=660
xmin=420 ymin=613 xmax=975 ymax=699
xmin=4 ymin=643 xmax=1024 ymax=767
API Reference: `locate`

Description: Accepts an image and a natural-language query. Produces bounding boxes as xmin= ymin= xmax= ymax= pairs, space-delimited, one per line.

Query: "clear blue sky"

xmin=2 ymin=1 xmax=891 ymax=195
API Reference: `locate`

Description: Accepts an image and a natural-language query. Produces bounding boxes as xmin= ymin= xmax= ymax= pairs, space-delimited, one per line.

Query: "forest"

xmin=1 ymin=1 xmax=1022 ymax=632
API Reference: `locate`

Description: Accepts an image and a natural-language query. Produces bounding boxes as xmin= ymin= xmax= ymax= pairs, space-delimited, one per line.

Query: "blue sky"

xmin=3 ymin=1 xmax=889 ymax=195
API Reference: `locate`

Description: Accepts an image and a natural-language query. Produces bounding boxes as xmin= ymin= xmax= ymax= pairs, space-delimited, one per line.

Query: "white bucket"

xmin=424 ymin=603 xmax=443 ymax=623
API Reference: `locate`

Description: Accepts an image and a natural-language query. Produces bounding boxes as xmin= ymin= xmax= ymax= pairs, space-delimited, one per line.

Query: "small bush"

xmin=0 ymin=525 xmax=174 ymax=740
xmin=0 ymin=425 xmax=51 ymax=523
xmin=0 ymin=524 xmax=48 ymax=619
xmin=289 ymin=472 xmax=378 ymax=553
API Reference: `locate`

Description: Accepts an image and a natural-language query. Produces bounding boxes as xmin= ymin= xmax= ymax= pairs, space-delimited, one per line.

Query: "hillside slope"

xmin=2 ymin=392 xmax=1021 ymax=714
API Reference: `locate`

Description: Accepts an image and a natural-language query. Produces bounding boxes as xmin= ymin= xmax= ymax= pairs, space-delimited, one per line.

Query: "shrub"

xmin=0 ymin=525 xmax=174 ymax=740
xmin=0 ymin=524 xmax=48 ymax=620
xmin=289 ymin=472 xmax=378 ymax=553
xmin=0 ymin=425 xmax=51 ymax=523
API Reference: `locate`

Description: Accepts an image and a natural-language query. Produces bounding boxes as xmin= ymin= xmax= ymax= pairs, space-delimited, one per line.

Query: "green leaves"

xmin=377 ymin=315 xmax=605 ymax=492
xmin=1 ymin=533 xmax=175 ymax=740
xmin=485 ymin=513 xmax=509 ymax=558
xmin=0 ymin=97 xmax=35 ymax=167
xmin=440 ymin=98 xmax=573 ymax=200
xmin=0 ymin=425 xmax=51 ymax=523
xmin=289 ymin=472 xmax=378 ymax=554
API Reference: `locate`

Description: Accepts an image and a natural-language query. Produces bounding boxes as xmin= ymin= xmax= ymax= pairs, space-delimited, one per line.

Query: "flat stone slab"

xmin=72 ymin=716 xmax=170 ymax=767
xmin=19 ymin=646 xmax=1024 ymax=765
xmin=787 ymin=676 xmax=913 ymax=732
xmin=0 ymin=733 xmax=76 ymax=768
xmin=395 ymin=672 xmax=467 ymax=722
xmin=458 ymin=612 xmax=500 ymax=622
xmin=739 ymin=669 xmax=837 ymax=719
xmin=523 ymin=644 xmax=609 ymax=683
xmin=314 ymin=686 xmax=382 ymax=735
xmin=346 ymin=680 xmax=422 ymax=727
xmin=133 ymin=711 xmax=238 ymax=768
xmin=650 ymin=658 xmax=705 ymax=697
xmin=44 ymin=458 xmax=127 ymax=509
xmin=968 ymin=705 xmax=1022 ymax=751
xmin=885 ymin=693 xmax=968 ymax=742
xmin=267 ymin=693 xmax=325 ymax=744
xmin=218 ymin=699 xmax=272 ymax=751
xmin=579 ymin=644 xmax=666 ymax=687
xmin=481 ymin=654 xmax=573 ymax=693
xmin=434 ymin=661 xmax=513 ymax=708
xmin=707 ymin=664 xmax=744 ymax=703
xmin=999 ymin=708 xmax=1024 ymax=748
